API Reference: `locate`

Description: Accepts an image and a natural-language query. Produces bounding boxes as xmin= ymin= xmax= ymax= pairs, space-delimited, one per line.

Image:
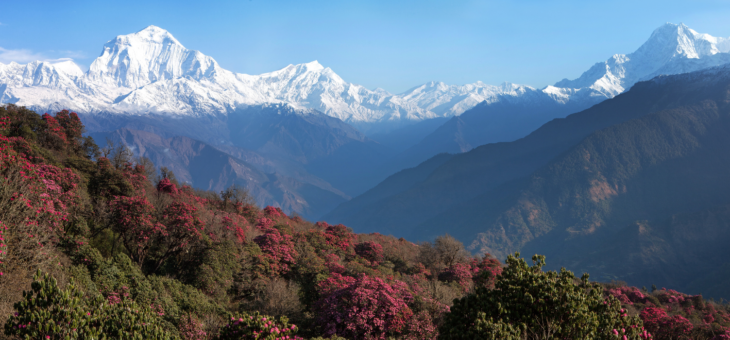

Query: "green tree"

xmin=4 ymin=271 xmax=95 ymax=339
xmin=439 ymin=253 xmax=649 ymax=340
xmin=4 ymin=270 xmax=178 ymax=340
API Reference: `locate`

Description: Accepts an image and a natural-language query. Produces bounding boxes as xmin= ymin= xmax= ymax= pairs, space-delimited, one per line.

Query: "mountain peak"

xmin=641 ymin=22 xmax=729 ymax=59
xmin=650 ymin=22 xmax=696 ymax=41
xmin=87 ymin=26 xmax=218 ymax=88
xmin=139 ymin=25 xmax=168 ymax=33
xmin=123 ymin=25 xmax=183 ymax=48
xmin=49 ymin=58 xmax=84 ymax=78
xmin=555 ymin=23 xmax=730 ymax=92
xmin=303 ymin=60 xmax=325 ymax=72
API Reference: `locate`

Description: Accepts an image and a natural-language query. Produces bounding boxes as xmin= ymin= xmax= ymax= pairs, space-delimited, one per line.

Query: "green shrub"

xmin=4 ymin=270 xmax=177 ymax=339
xmin=218 ymin=311 xmax=301 ymax=340
xmin=439 ymin=253 xmax=648 ymax=340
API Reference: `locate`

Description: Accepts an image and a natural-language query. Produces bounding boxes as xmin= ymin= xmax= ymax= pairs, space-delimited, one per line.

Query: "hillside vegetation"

xmin=1 ymin=105 xmax=729 ymax=339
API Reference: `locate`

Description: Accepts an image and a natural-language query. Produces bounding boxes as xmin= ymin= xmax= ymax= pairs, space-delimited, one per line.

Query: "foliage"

xmin=3 ymin=270 xmax=176 ymax=339
xmin=178 ymin=314 xmax=207 ymax=340
xmin=438 ymin=263 xmax=472 ymax=293
xmin=253 ymin=222 xmax=297 ymax=276
xmin=440 ymin=253 xmax=649 ymax=340
xmin=152 ymin=201 xmax=205 ymax=272
xmin=354 ymin=241 xmax=384 ymax=265
xmin=605 ymin=284 xmax=730 ymax=340
xmin=110 ymin=195 xmax=164 ymax=266
xmin=218 ymin=311 xmax=302 ymax=340
xmin=314 ymin=274 xmax=414 ymax=339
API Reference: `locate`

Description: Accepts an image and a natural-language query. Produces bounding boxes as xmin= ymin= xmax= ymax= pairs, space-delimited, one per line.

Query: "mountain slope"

xmin=95 ymin=128 xmax=348 ymax=220
xmin=324 ymin=65 xmax=730 ymax=237
xmin=384 ymin=96 xmax=597 ymax=173
xmin=323 ymin=153 xmax=454 ymax=223
xmin=409 ymin=67 xmax=730 ymax=297
xmin=226 ymin=104 xmax=395 ymax=195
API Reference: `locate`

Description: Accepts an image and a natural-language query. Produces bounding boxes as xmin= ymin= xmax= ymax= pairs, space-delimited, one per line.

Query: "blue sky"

xmin=2 ymin=0 xmax=730 ymax=93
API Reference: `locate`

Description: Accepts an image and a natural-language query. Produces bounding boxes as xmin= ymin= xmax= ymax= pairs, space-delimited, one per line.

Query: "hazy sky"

xmin=2 ymin=0 xmax=730 ymax=93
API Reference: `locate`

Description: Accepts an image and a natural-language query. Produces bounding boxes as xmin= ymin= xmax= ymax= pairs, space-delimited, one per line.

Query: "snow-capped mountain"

xmin=1 ymin=23 xmax=730 ymax=134
xmin=0 ymin=25 xmax=434 ymax=128
xmin=555 ymin=23 xmax=730 ymax=96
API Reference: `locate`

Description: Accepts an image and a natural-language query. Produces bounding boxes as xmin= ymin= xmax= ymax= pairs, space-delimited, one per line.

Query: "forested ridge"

xmin=0 ymin=104 xmax=729 ymax=339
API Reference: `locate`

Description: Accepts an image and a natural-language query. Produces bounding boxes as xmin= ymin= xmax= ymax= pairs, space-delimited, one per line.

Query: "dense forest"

xmin=1 ymin=105 xmax=729 ymax=339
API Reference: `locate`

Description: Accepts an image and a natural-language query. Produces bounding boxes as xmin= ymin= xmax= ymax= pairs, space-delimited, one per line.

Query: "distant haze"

xmin=1 ymin=0 xmax=730 ymax=93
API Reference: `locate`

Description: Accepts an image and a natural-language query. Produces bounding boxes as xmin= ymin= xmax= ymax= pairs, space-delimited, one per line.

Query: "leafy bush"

xmin=354 ymin=241 xmax=384 ymax=265
xmin=4 ymin=270 xmax=177 ymax=339
xmin=439 ymin=253 xmax=650 ymax=340
xmin=218 ymin=311 xmax=302 ymax=340
xmin=314 ymin=274 xmax=414 ymax=339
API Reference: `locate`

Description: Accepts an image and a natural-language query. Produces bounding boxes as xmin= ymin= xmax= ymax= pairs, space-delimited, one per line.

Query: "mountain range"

xmin=380 ymin=23 xmax=730 ymax=172
xmin=326 ymin=63 xmax=730 ymax=298
xmin=3 ymin=22 xmax=730 ymax=224
xmin=4 ymin=23 xmax=728 ymax=135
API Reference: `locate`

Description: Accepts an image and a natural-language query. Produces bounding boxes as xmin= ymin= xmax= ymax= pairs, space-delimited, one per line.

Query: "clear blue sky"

xmin=1 ymin=0 xmax=730 ymax=94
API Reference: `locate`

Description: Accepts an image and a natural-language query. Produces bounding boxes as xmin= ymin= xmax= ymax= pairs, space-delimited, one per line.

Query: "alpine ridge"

xmin=384 ymin=23 xmax=730 ymax=174
xmin=4 ymin=23 xmax=730 ymax=136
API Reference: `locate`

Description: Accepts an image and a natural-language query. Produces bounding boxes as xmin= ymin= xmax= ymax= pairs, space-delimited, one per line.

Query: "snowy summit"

xmin=1 ymin=23 xmax=730 ymax=132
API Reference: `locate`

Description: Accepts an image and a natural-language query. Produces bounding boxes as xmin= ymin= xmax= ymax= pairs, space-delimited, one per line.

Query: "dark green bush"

xmin=4 ymin=270 xmax=177 ymax=340
xmin=439 ymin=253 xmax=648 ymax=340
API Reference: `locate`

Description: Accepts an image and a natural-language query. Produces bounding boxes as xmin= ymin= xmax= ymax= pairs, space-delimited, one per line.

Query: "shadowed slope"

xmin=94 ymin=128 xmax=348 ymax=220
xmin=324 ymin=69 xmax=720 ymax=235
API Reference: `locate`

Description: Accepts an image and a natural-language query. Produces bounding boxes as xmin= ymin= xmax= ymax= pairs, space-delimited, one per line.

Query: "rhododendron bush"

xmin=354 ymin=241 xmax=384 ymax=265
xmin=218 ymin=311 xmax=302 ymax=340
xmin=606 ymin=285 xmax=730 ymax=339
xmin=315 ymin=274 xmax=414 ymax=339
xmin=110 ymin=195 xmax=164 ymax=265
xmin=1 ymin=105 xmax=729 ymax=340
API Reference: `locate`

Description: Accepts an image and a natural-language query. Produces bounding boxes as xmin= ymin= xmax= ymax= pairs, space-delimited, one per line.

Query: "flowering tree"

xmin=324 ymin=224 xmax=355 ymax=253
xmin=438 ymin=263 xmax=473 ymax=293
xmin=157 ymin=177 xmax=178 ymax=194
xmin=354 ymin=241 xmax=384 ymax=265
xmin=52 ymin=110 xmax=84 ymax=154
xmin=0 ymin=127 xmax=81 ymax=274
xmin=470 ymin=255 xmax=502 ymax=289
xmin=315 ymin=274 xmax=414 ymax=339
xmin=640 ymin=307 xmax=691 ymax=339
xmin=179 ymin=314 xmax=207 ymax=340
xmin=40 ymin=113 xmax=67 ymax=149
xmin=254 ymin=225 xmax=297 ymax=276
xmin=153 ymin=201 xmax=205 ymax=271
xmin=324 ymin=253 xmax=346 ymax=274
xmin=263 ymin=206 xmax=284 ymax=219
xmin=606 ymin=286 xmax=649 ymax=305
xmin=109 ymin=195 xmax=165 ymax=266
